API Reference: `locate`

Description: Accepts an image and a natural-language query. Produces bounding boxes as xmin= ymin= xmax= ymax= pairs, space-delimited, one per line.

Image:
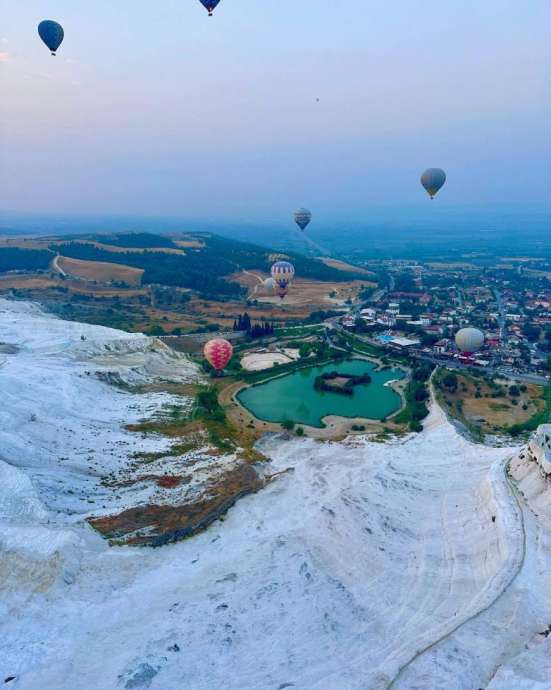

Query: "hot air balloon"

xmin=294 ymin=208 xmax=312 ymax=232
xmin=204 ymin=338 xmax=233 ymax=375
xmin=421 ymin=168 xmax=446 ymax=200
xmin=263 ymin=277 xmax=275 ymax=292
xmin=455 ymin=328 xmax=484 ymax=354
xmin=38 ymin=20 xmax=64 ymax=56
xmin=271 ymin=261 xmax=295 ymax=300
xmin=198 ymin=0 xmax=221 ymax=16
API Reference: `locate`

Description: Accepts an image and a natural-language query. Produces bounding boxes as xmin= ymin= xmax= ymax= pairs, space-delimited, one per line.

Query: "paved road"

xmin=493 ymin=287 xmax=507 ymax=341
xmin=418 ymin=354 xmax=549 ymax=386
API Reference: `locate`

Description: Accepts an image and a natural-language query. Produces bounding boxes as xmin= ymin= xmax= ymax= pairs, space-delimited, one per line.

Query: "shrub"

xmin=281 ymin=419 xmax=295 ymax=431
xmin=295 ymin=427 xmax=305 ymax=437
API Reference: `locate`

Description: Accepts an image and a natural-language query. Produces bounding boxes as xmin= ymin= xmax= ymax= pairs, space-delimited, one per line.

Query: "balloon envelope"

xmin=421 ymin=168 xmax=446 ymax=199
xmin=204 ymin=338 xmax=233 ymax=373
xmin=271 ymin=261 xmax=295 ymax=300
xmin=263 ymin=277 xmax=275 ymax=292
xmin=294 ymin=208 xmax=312 ymax=232
xmin=455 ymin=328 xmax=485 ymax=353
xmin=199 ymin=0 xmax=221 ymax=15
xmin=38 ymin=20 xmax=64 ymax=55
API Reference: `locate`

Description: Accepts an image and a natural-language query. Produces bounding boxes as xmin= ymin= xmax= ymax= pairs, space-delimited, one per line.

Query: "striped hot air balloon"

xmin=271 ymin=261 xmax=295 ymax=300
xmin=204 ymin=338 xmax=233 ymax=375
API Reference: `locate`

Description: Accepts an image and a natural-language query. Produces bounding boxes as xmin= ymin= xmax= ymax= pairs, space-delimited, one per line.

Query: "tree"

xmin=523 ymin=325 xmax=541 ymax=343
xmin=281 ymin=420 xmax=295 ymax=431
xmin=442 ymin=372 xmax=458 ymax=392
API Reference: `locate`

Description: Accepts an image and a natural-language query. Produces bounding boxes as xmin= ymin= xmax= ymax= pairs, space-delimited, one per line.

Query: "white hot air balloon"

xmin=263 ymin=277 xmax=275 ymax=292
xmin=455 ymin=327 xmax=485 ymax=353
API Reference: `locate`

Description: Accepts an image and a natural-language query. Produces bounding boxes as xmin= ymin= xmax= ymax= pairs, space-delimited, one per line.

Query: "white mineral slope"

xmin=0 ymin=299 xmax=202 ymax=602
xmin=481 ymin=450 xmax=551 ymax=690
xmin=2 ymin=299 xmax=550 ymax=690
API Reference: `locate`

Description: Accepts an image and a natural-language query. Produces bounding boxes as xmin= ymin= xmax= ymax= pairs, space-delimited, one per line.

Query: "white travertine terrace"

xmin=1 ymin=299 xmax=551 ymax=690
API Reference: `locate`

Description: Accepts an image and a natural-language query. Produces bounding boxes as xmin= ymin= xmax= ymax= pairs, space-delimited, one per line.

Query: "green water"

xmin=237 ymin=359 xmax=405 ymax=428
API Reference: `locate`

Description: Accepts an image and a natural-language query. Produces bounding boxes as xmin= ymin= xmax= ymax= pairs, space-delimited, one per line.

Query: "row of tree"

xmin=233 ymin=312 xmax=275 ymax=340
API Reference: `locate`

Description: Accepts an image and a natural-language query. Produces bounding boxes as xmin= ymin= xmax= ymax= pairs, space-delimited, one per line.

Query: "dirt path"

xmin=51 ymin=254 xmax=66 ymax=277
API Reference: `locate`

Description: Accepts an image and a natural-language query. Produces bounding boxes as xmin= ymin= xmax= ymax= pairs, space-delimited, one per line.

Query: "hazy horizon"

xmin=2 ymin=1 xmax=550 ymax=221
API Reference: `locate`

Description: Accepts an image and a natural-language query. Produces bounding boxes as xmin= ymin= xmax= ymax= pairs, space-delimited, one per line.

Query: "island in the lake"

xmin=314 ymin=370 xmax=372 ymax=396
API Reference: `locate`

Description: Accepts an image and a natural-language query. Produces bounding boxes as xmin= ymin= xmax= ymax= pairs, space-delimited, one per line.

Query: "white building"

xmin=388 ymin=302 xmax=400 ymax=315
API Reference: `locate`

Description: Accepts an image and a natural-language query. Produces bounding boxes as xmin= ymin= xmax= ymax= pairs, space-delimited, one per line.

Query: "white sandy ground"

xmin=1 ymin=300 xmax=551 ymax=689
xmin=240 ymin=349 xmax=300 ymax=372
xmin=241 ymin=352 xmax=293 ymax=371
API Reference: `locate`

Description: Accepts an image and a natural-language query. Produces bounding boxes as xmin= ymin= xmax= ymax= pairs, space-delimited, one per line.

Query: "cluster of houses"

xmin=339 ymin=267 xmax=551 ymax=377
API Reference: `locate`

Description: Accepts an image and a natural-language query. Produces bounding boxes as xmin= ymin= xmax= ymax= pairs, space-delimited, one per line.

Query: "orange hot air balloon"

xmin=204 ymin=338 xmax=233 ymax=374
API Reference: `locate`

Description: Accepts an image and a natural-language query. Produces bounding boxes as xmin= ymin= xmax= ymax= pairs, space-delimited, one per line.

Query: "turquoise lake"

xmin=237 ymin=359 xmax=405 ymax=428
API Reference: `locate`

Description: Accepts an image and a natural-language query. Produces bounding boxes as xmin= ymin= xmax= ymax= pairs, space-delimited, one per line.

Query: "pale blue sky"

xmin=1 ymin=0 xmax=550 ymax=223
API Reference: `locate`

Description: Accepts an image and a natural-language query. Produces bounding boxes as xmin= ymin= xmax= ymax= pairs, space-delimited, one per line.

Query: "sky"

xmin=1 ymin=0 xmax=550 ymax=226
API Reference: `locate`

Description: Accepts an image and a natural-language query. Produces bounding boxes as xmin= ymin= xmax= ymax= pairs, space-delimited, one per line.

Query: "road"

xmin=324 ymin=317 xmax=549 ymax=386
xmin=51 ymin=253 xmax=66 ymax=277
xmin=417 ymin=353 xmax=549 ymax=386
xmin=493 ymin=287 xmax=507 ymax=341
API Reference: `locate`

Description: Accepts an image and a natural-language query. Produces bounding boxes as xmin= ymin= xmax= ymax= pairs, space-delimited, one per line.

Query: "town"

xmin=335 ymin=257 xmax=551 ymax=385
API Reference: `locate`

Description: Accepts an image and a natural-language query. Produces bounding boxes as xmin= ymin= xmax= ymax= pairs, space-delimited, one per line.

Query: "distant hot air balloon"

xmin=455 ymin=327 xmax=485 ymax=354
xmin=294 ymin=208 xmax=312 ymax=232
xmin=198 ymin=0 xmax=221 ymax=16
xmin=263 ymin=277 xmax=275 ymax=292
xmin=38 ymin=20 xmax=64 ymax=56
xmin=204 ymin=338 xmax=233 ymax=375
xmin=421 ymin=168 xmax=446 ymax=200
xmin=271 ymin=261 xmax=295 ymax=300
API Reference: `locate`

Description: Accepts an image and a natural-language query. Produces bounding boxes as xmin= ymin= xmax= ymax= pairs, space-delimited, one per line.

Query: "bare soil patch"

xmin=320 ymin=258 xmax=375 ymax=277
xmin=88 ymin=463 xmax=264 ymax=547
xmin=436 ymin=371 xmax=545 ymax=432
xmin=58 ymin=256 xmax=144 ymax=285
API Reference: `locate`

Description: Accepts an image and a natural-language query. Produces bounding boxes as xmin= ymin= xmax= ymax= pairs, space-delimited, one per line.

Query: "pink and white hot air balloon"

xmin=204 ymin=338 xmax=233 ymax=375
